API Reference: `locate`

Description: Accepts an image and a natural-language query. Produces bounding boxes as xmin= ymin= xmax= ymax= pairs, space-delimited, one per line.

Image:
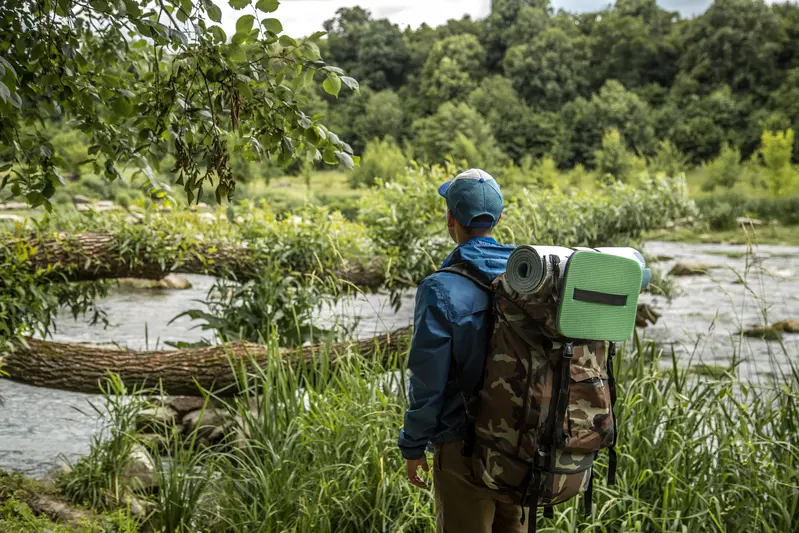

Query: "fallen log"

xmin=7 ymin=232 xmax=386 ymax=288
xmin=0 ymin=328 xmax=413 ymax=396
xmin=1 ymin=304 xmax=660 ymax=396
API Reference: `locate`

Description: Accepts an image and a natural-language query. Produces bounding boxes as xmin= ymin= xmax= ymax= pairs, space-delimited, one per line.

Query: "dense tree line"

xmin=313 ymin=0 xmax=799 ymax=172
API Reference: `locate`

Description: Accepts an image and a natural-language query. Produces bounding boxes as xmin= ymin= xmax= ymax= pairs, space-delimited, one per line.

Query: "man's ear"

xmin=447 ymin=210 xmax=455 ymax=226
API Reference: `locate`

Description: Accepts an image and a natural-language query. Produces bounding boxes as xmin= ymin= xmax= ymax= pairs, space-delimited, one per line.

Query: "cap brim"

xmin=438 ymin=181 xmax=453 ymax=197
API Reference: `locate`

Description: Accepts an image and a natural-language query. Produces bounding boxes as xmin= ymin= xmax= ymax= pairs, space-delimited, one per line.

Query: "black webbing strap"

xmin=543 ymin=507 xmax=554 ymax=519
xmin=584 ymin=471 xmax=594 ymax=517
xmin=552 ymin=343 xmax=574 ymax=450
xmin=607 ymin=342 xmax=618 ymax=485
xmin=526 ymin=489 xmax=539 ymax=533
xmin=572 ymin=288 xmax=627 ymax=307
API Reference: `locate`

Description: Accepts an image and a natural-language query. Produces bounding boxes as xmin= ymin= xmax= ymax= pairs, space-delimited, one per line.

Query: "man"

xmin=398 ymin=169 xmax=520 ymax=532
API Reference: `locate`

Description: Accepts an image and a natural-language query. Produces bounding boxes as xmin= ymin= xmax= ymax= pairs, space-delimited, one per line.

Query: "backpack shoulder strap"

xmin=437 ymin=264 xmax=492 ymax=293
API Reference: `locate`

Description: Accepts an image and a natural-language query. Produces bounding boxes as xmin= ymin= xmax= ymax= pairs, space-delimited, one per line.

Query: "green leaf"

xmin=209 ymin=26 xmax=226 ymax=43
xmin=230 ymin=45 xmax=246 ymax=62
xmin=207 ymin=4 xmax=222 ymax=22
xmin=335 ymin=151 xmax=355 ymax=170
xmin=255 ymin=0 xmax=279 ymax=12
xmin=262 ymin=18 xmax=282 ymax=34
xmin=322 ymin=74 xmax=341 ymax=97
xmin=237 ymin=80 xmax=253 ymax=100
xmin=278 ymin=35 xmax=297 ymax=48
xmin=111 ymin=97 xmax=133 ymax=117
xmin=229 ymin=0 xmax=250 ymax=8
xmin=236 ymin=15 xmax=255 ymax=33
xmin=0 ymin=81 xmax=10 ymax=104
xmin=340 ymin=76 xmax=359 ymax=94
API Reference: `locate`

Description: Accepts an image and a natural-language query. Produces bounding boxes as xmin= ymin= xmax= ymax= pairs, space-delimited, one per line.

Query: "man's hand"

xmin=406 ymin=456 xmax=430 ymax=488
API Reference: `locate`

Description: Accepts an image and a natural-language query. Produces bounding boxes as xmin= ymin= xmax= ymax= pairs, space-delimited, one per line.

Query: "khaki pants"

xmin=433 ymin=441 xmax=528 ymax=533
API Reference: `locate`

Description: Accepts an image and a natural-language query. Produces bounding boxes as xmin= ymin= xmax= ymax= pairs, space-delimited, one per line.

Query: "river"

xmin=1 ymin=241 xmax=797 ymax=476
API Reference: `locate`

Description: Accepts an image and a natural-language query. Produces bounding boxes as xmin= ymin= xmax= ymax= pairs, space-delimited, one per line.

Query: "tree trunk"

xmin=8 ymin=232 xmax=386 ymax=288
xmin=0 ymin=328 xmax=412 ymax=396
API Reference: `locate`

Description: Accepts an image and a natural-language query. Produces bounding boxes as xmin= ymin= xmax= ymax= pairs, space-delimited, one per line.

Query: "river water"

xmin=1 ymin=241 xmax=797 ymax=476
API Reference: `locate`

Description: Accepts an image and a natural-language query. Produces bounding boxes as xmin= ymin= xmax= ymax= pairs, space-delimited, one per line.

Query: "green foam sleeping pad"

xmin=557 ymin=250 xmax=644 ymax=342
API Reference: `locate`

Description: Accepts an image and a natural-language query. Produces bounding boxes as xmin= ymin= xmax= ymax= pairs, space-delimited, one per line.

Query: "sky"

xmin=218 ymin=0 xmax=721 ymax=38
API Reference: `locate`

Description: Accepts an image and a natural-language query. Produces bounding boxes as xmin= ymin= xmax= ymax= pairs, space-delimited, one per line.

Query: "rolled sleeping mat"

xmin=505 ymin=245 xmax=651 ymax=296
xmin=505 ymin=245 xmax=576 ymax=296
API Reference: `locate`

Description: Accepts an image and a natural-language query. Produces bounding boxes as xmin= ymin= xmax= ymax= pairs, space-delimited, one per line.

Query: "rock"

xmin=136 ymin=405 xmax=178 ymax=431
xmin=736 ymin=217 xmax=764 ymax=226
xmin=73 ymin=195 xmax=92 ymax=205
xmin=117 ymin=274 xmax=192 ymax=290
xmin=635 ymin=303 xmax=662 ymax=329
xmin=122 ymin=493 xmax=148 ymax=517
xmin=38 ymin=463 xmax=73 ymax=489
xmin=669 ymin=261 xmax=717 ymax=276
xmin=741 ymin=325 xmax=782 ymax=341
xmin=0 ymin=201 xmax=28 ymax=210
xmin=773 ymin=320 xmax=799 ymax=333
xmin=166 ymin=396 xmax=208 ymax=416
xmin=29 ymin=494 xmax=89 ymax=524
xmin=161 ymin=273 xmax=192 ymax=290
xmin=123 ymin=444 xmax=158 ymax=490
xmin=0 ymin=214 xmax=25 ymax=223
xmin=183 ymin=408 xmax=224 ymax=438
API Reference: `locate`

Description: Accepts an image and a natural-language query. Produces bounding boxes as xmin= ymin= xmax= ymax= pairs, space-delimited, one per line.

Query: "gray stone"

xmin=183 ymin=408 xmax=224 ymax=437
xmin=736 ymin=217 xmax=764 ymax=226
xmin=117 ymin=274 xmax=192 ymax=290
xmin=136 ymin=405 xmax=178 ymax=431
xmin=0 ymin=214 xmax=25 ymax=224
xmin=73 ymin=195 xmax=92 ymax=204
xmin=124 ymin=443 xmax=158 ymax=490
xmin=166 ymin=396 xmax=208 ymax=416
xmin=669 ymin=261 xmax=717 ymax=276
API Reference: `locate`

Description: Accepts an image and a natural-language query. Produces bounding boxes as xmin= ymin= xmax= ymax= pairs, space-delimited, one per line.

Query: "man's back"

xmin=398 ymin=236 xmax=515 ymax=461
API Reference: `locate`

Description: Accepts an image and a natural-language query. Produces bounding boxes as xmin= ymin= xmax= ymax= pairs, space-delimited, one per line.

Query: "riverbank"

xmin=644 ymin=224 xmax=799 ymax=246
xmin=2 ymin=333 xmax=798 ymax=533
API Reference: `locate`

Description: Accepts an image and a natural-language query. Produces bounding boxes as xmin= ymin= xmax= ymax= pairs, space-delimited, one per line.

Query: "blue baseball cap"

xmin=438 ymin=168 xmax=504 ymax=228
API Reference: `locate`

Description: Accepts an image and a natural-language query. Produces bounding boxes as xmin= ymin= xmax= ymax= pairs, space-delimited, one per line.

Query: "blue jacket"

xmin=398 ymin=237 xmax=515 ymax=460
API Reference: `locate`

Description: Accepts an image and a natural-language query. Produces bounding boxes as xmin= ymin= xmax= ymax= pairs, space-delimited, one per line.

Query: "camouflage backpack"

xmin=440 ymin=250 xmax=642 ymax=532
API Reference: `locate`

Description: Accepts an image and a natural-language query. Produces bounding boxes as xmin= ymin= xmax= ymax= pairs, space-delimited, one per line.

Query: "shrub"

xmin=348 ymin=137 xmax=407 ymax=188
xmin=701 ymin=144 xmax=745 ymax=192
xmin=760 ymin=129 xmax=796 ymax=196
xmin=594 ymin=129 xmax=645 ymax=184
xmin=649 ymin=140 xmax=688 ymax=177
xmin=532 ymin=156 xmax=561 ymax=189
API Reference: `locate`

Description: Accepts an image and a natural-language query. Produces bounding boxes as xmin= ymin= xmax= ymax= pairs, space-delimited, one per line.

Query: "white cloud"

xmin=219 ymin=0 xmax=489 ymax=38
xmin=217 ymin=0 xmax=786 ymax=38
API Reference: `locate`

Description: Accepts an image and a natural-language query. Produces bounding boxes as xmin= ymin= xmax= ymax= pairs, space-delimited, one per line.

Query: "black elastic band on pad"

xmin=572 ymin=288 xmax=627 ymax=307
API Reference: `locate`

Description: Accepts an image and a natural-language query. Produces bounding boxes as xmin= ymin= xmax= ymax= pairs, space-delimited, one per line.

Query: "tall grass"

xmin=60 ymin=331 xmax=799 ymax=533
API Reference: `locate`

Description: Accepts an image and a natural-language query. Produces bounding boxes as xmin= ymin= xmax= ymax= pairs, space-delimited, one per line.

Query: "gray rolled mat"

xmin=505 ymin=245 xmax=547 ymax=295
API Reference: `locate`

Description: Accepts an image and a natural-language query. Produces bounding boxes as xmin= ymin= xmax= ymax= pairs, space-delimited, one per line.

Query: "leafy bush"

xmin=695 ymin=193 xmax=799 ymax=228
xmin=59 ymin=375 xmax=146 ymax=510
xmin=178 ymin=265 xmax=342 ymax=347
xmin=760 ymin=128 xmax=796 ymax=196
xmin=532 ymin=156 xmax=561 ymax=189
xmin=649 ymin=140 xmax=688 ymax=177
xmin=701 ymin=144 xmax=745 ymax=191
xmin=594 ymin=129 xmax=645 ymax=184
xmin=348 ymin=137 xmax=407 ymax=188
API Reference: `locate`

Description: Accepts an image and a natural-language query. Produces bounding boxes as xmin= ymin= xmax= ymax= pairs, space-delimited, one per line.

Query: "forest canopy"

xmin=319 ymin=0 xmax=799 ymax=172
xmin=1 ymin=0 xmax=799 ymax=206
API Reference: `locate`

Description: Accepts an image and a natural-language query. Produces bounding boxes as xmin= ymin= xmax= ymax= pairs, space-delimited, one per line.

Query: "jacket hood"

xmin=442 ymin=237 xmax=516 ymax=285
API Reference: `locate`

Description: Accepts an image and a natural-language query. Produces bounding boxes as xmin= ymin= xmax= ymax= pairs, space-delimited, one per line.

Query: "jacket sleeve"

xmin=398 ymin=278 xmax=452 ymax=460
